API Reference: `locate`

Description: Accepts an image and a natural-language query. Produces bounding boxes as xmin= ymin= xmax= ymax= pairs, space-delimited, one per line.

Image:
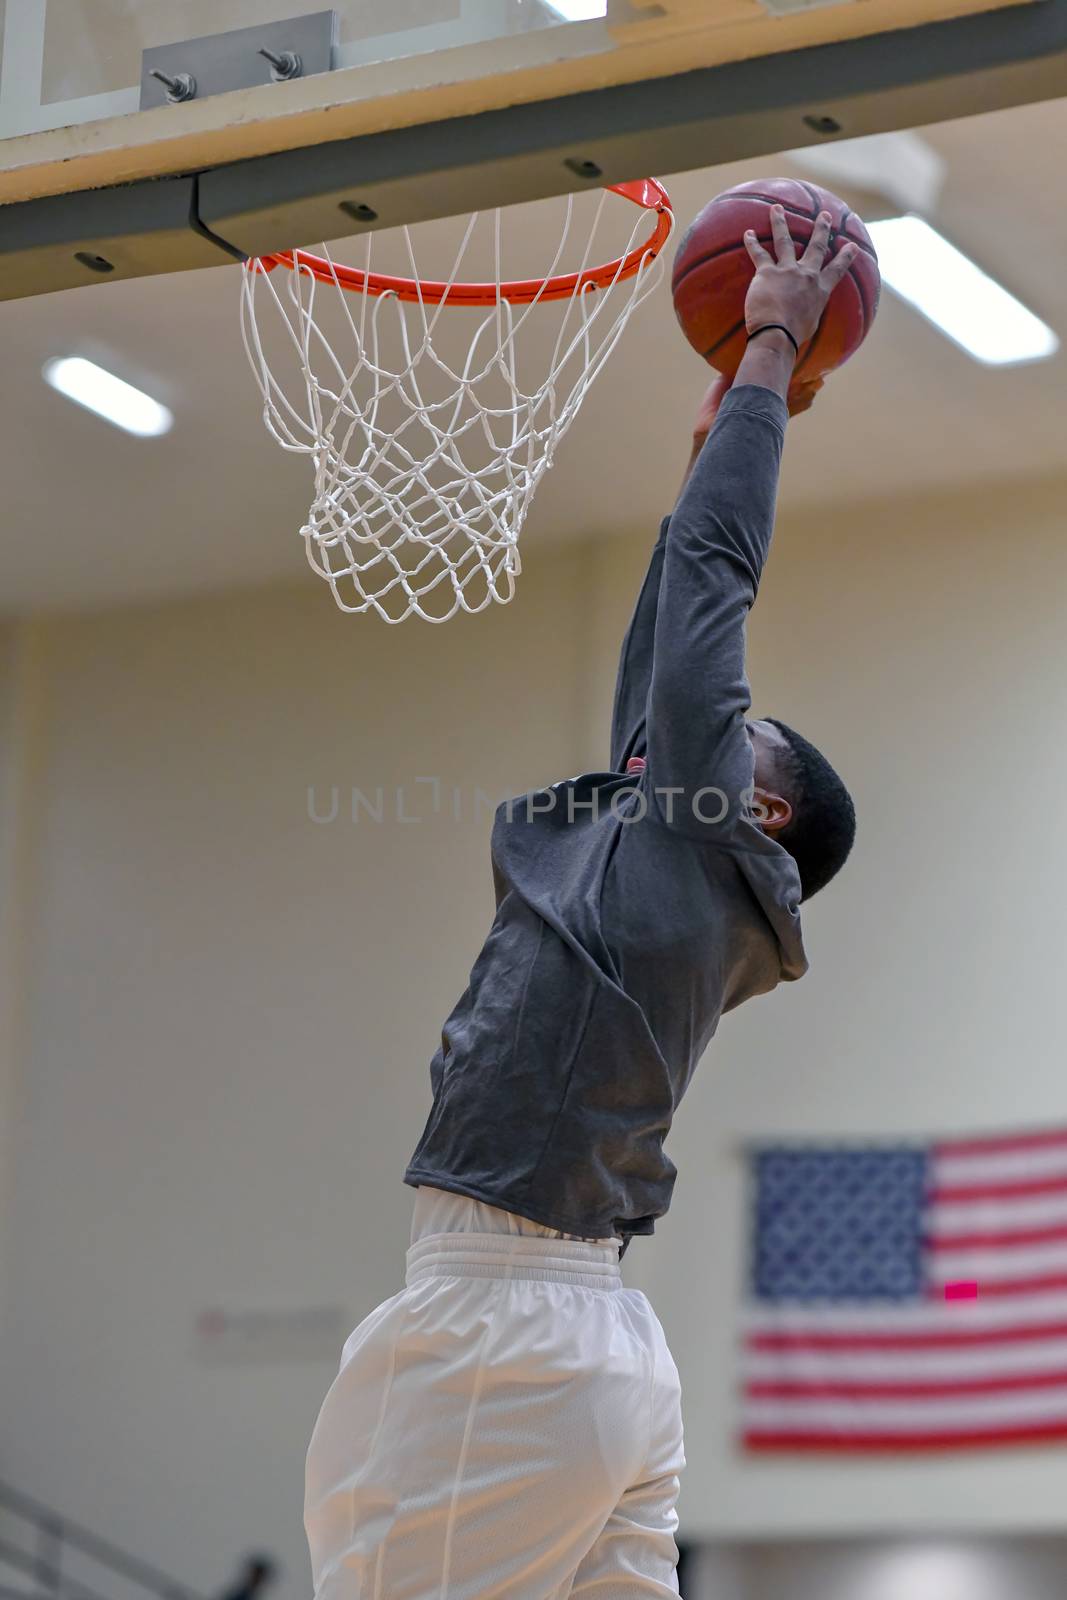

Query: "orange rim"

xmin=249 ymin=178 xmax=673 ymax=306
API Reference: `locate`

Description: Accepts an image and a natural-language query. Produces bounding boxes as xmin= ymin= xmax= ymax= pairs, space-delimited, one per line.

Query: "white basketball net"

xmin=240 ymin=188 xmax=673 ymax=623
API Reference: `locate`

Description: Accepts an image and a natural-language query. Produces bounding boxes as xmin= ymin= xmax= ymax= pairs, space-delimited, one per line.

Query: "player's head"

xmin=242 ymin=1558 xmax=277 ymax=1592
xmin=747 ymin=718 xmax=855 ymax=900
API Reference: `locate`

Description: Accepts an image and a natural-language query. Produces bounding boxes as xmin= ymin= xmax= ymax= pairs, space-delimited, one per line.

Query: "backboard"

xmin=1 ymin=0 xmax=1065 ymax=301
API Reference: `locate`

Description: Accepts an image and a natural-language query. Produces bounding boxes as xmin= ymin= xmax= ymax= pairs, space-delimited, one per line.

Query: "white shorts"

xmin=304 ymin=1186 xmax=685 ymax=1599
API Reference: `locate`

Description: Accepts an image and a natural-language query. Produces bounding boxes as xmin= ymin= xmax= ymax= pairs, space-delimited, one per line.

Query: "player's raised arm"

xmin=613 ymin=364 xmax=823 ymax=774
xmin=609 ymin=377 xmax=734 ymax=771
xmin=646 ymin=207 xmax=855 ymax=832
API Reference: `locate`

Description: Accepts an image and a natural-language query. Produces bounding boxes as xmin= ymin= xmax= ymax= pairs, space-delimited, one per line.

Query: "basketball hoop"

xmin=240 ymin=180 xmax=673 ymax=623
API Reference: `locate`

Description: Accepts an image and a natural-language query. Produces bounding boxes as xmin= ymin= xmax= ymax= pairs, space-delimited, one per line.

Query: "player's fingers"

xmin=802 ymin=210 xmax=833 ymax=266
xmin=787 ymin=375 xmax=825 ymax=416
xmin=821 ymin=240 xmax=858 ymax=288
xmin=743 ymin=229 xmax=773 ymax=268
xmin=769 ymin=205 xmax=796 ymax=263
xmin=693 ymin=372 xmax=733 ymax=435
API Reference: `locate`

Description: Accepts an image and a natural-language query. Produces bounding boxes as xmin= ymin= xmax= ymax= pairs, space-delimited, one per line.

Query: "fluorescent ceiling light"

xmin=42 ymin=356 xmax=173 ymax=436
xmin=542 ymin=0 xmax=607 ymax=19
xmin=866 ymin=215 xmax=1058 ymax=367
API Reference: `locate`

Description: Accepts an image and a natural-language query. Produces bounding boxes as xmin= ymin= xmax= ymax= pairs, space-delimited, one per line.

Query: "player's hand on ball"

xmin=743 ymin=206 xmax=857 ymax=351
xmin=787 ymin=375 xmax=824 ymax=417
xmin=692 ymin=373 xmax=733 ymax=441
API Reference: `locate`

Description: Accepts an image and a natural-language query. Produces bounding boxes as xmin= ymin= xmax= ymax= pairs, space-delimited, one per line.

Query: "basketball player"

xmin=306 ymin=207 xmax=859 ymax=1597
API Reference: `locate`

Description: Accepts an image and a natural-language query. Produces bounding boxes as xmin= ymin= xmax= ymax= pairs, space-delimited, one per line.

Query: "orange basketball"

xmin=671 ymin=178 xmax=880 ymax=383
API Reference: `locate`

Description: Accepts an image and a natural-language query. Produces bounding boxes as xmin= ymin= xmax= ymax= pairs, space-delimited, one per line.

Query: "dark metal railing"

xmin=0 ymin=1481 xmax=208 ymax=1600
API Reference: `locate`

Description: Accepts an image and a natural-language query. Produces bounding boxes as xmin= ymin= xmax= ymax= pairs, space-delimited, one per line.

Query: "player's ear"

xmin=752 ymin=786 xmax=793 ymax=834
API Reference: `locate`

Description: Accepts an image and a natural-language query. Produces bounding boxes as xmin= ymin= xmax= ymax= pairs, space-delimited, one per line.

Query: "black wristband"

xmin=747 ymin=324 xmax=800 ymax=358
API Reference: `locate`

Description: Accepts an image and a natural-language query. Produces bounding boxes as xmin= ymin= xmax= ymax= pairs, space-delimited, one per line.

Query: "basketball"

xmin=671 ymin=178 xmax=881 ymax=383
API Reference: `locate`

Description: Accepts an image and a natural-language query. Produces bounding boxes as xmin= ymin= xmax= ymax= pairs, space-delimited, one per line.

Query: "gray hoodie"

xmin=405 ymin=385 xmax=807 ymax=1249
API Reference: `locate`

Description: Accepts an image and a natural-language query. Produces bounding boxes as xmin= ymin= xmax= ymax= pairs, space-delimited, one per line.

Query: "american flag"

xmin=741 ymin=1127 xmax=1067 ymax=1452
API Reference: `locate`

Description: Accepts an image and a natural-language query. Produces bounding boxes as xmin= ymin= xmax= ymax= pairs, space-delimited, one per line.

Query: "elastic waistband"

xmin=405 ymin=1230 xmax=622 ymax=1292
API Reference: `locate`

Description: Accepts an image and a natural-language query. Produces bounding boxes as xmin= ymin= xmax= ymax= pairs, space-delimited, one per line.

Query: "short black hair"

xmin=765 ymin=718 xmax=856 ymax=901
xmin=243 ymin=1558 xmax=276 ymax=1581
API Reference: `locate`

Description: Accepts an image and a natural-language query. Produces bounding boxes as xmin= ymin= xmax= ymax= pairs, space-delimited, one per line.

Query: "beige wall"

xmin=2 ymin=467 xmax=1067 ymax=1597
xmin=0 ymin=621 xmax=48 ymax=1379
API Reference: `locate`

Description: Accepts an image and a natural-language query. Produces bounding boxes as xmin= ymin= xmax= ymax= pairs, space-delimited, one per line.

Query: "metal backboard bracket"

xmin=140 ymin=12 xmax=337 ymax=111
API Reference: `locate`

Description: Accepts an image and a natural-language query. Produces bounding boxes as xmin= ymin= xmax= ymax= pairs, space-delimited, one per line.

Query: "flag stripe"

xmin=935 ymin=1130 xmax=1067 ymax=1158
xmin=927 ymin=1242 xmax=1067 ymax=1279
xmin=744 ymin=1289 xmax=1067 ymax=1331
xmin=746 ymin=1368 xmax=1067 ymax=1400
xmin=932 ymin=1147 xmax=1067 ymax=1185
xmin=926 ymin=1222 xmax=1067 ymax=1250
xmin=744 ymin=1391 xmax=1067 ymax=1426
xmin=744 ymin=1341 xmax=1067 ymax=1382
xmin=743 ymin=1420 xmax=1067 ymax=1452
xmin=927 ymin=1193 xmax=1067 ymax=1231
xmin=929 ymin=1174 xmax=1067 ymax=1204
xmin=748 ymin=1319 xmax=1067 ymax=1352
xmin=928 ymin=1272 xmax=1067 ymax=1299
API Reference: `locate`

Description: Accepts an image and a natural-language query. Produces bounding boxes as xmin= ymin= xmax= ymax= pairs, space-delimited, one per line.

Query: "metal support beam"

xmin=0 ymin=177 xmax=236 ymax=301
xmin=1 ymin=0 xmax=1065 ymax=302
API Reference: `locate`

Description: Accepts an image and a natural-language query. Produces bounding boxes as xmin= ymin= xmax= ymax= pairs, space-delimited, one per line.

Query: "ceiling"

xmin=1 ymin=93 xmax=1065 ymax=614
